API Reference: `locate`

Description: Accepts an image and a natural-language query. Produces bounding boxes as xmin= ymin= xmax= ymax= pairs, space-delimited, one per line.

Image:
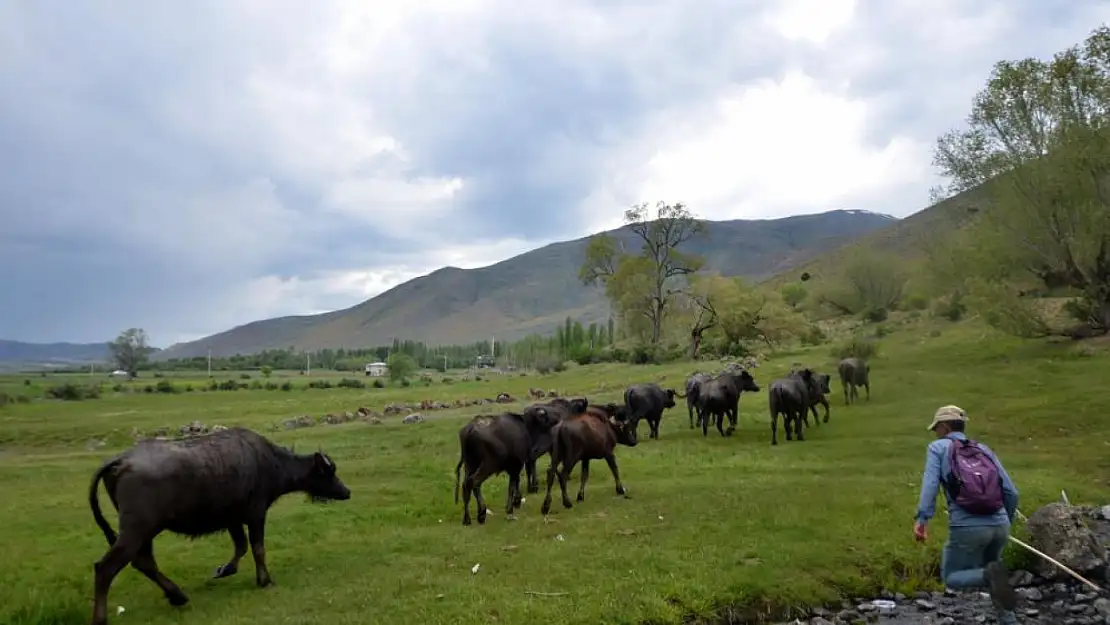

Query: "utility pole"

xmin=443 ymin=354 xmax=448 ymax=371
xmin=207 ymin=349 xmax=212 ymax=377
xmin=305 ymin=352 xmax=311 ymax=376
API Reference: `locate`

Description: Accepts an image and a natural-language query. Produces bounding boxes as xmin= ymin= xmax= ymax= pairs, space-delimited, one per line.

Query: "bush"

xmin=218 ymin=379 xmax=240 ymax=391
xmin=240 ymin=373 xmax=251 ymax=380
xmin=862 ymin=307 xmax=889 ymax=323
xmin=264 ymin=382 xmax=278 ymax=391
xmin=904 ymin=294 xmax=929 ymax=311
xmin=184 ymin=384 xmax=194 ymax=392
xmin=280 ymin=381 xmax=293 ymax=391
xmin=800 ymin=324 xmax=827 ymax=346
xmin=111 ymin=384 xmax=126 ymax=393
xmin=45 ymin=383 xmax=100 ymax=401
xmin=337 ymin=378 xmax=366 ymax=389
xmin=143 ymin=384 xmax=154 ymax=393
xmin=372 ymin=379 xmax=386 ymax=388
xmin=400 ymin=379 xmax=411 ymax=387
xmin=0 ymin=392 xmax=31 ymax=406
xmin=307 ymin=380 xmax=334 ymax=390
xmin=932 ymin=295 xmax=966 ymax=322
xmin=155 ymin=380 xmax=177 ymax=394
xmin=831 ymin=337 xmax=880 ymax=361
xmin=627 ymin=344 xmax=660 ymax=365
xmin=441 ymin=377 xmax=453 ymax=384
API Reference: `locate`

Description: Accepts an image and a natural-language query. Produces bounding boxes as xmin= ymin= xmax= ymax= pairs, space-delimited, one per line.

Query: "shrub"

xmin=800 ymin=324 xmax=827 ymax=346
xmin=45 ymin=383 xmax=100 ymax=401
xmin=441 ymin=377 xmax=453 ymax=384
xmin=627 ymin=345 xmax=659 ymax=365
xmin=184 ymin=384 xmax=194 ymax=392
xmin=264 ymin=382 xmax=279 ymax=391
xmin=260 ymin=366 xmax=273 ymax=378
xmin=218 ymin=379 xmax=240 ymax=391
xmin=154 ymin=380 xmax=177 ymax=394
xmin=831 ymin=337 xmax=880 ymax=361
xmin=307 ymin=380 xmax=334 ymax=390
xmin=337 ymin=378 xmax=366 ymax=389
xmin=372 ymin=379 xmax=386 ymax=389
xmin=932 ymin=295 xmax=966 ymax=322
xmin=862 ymin=307 xmax=889 ymax=323
xmin=280 ymin=381 xmax=293 ymax=391
xmin=239 ymin=373 xmax=251 ymax=380
xmin=400 ymin=379 xmax=411 ymax=387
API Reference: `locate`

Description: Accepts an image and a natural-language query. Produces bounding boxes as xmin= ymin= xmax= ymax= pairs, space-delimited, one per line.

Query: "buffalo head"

xmin=663 ymin=388 xmax=677 ymax=409
xmin=305 ymin=452 xmax=352 ymax=502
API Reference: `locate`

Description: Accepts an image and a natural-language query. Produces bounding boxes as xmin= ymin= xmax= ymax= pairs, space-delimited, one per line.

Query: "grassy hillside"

xmin=155 ymin=210 xmax=896 ymax=359
xmin=3 ymin=317 xmax=1108 ymax=624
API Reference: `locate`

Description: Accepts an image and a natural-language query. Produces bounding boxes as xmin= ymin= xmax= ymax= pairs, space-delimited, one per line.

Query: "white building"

xmin=364 ymin=362 xmax=388 ymax=377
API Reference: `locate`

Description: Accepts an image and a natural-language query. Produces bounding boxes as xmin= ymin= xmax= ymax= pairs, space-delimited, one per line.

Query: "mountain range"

xmin=6 ymin=207 xmax=928 ymax=365
xmin=150 ymin=209 xmax=899 ymax=360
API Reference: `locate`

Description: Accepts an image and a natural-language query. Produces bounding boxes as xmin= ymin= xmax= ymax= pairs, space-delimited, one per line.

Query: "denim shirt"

xmin=915 ymin=432 xmax=1019 ymax=527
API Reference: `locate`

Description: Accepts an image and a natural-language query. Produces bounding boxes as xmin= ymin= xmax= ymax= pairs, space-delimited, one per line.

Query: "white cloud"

xmin=766 ymin=0 xmax=858 ymax=44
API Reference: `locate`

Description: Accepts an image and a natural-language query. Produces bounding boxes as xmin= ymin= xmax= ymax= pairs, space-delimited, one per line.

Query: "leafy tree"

xmin=579 ymin=201 xmax=705 ymax=344
xmin=683 ymin=275 xmax=806 ymax=356
xmin=813 ymin=249 xmax=908 ymax=320
xmin=387 ymin=353 xmax=417 ymax=383
xmin=932 ymin=25 xmax=1110 ymax=336
xmin=109 ymin=328 xmax=152 ymax=378
xmin=260 ymin=365 xmax=273 ymax=378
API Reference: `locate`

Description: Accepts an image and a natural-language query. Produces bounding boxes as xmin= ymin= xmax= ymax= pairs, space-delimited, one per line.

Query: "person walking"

xmin=913 ymin=404 xmax=1020 ymax=624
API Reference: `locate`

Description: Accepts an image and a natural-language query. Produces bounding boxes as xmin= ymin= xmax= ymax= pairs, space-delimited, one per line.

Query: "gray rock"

xmin=402 ymin=413 xmax=425 ymax=424
xmin=1027 ymin=503 xmax=1108 ymax=581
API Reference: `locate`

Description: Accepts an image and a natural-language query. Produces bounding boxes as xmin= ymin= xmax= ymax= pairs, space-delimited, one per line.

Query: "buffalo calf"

xmin=87 ymin=427 xmax=351 ymax=625
xmin=679 ymin=372 xmax=713 ymax=429
xmin=541 ymin=404 xmax=637 ymax=515
xmin=454 ymin=407 xmax=559 ymax=526
xmin=837 ymin=357 xmax=871 ymax=404
xmin=768 ymin=368 xmax=821 ymax=445
xmin=624 ymin=383 xmax=677 ymax=440
xmin=694 ymin=369 xmax=761 ymax=437
xmin=524 ymin=396 xmax=588 ymax=495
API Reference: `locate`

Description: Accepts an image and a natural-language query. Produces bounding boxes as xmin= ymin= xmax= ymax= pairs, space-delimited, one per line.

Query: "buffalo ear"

xmin=313 ymin=452 xmax=333 ymax=472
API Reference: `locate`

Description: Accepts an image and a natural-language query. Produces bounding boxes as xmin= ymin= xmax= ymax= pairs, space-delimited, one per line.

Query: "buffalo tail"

xmin=453 ymin=453 xmax=464 ymax=505
xmin=88 ymin=457 xmax=120 ymax=545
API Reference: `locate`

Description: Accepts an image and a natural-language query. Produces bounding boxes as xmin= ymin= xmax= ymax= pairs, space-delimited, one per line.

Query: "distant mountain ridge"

xmin=151 ymin=209 xmax=898 ymax=360
xmin=0 ymin=340 xmax=112 ymax=366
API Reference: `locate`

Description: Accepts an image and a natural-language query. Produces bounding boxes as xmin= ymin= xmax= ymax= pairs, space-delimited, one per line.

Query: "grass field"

xmin=2 ymin=318 xmax=1109 ymax=625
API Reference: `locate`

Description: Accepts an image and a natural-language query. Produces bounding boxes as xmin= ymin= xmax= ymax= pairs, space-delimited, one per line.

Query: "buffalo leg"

xmin=794 ymin=410 xmax=806 ymax=441
xmin=461 ymin=465 xmax=475 ymax=526
xmin=575 ymin=459 xmax=590 ymax=502
xmin=214 ymin=524 xmax=248 ymax=579
xmin=505 ymin=470 xmax=521 ymax=520
xmin=715 ymin=412 xmax=727 ymax=437
xmin=864 ymin=381 xmax=870 ymax=401
xmin=688 ymin=405 xmax=696 ymax=429
xmin=132 ymin=540 xmax=188 ymax=606
xmin=525 ymin=458 xmax=539 ymax=494
xmin=702 ymin=411 xmax=710 ymax=437
xmin=246 ymin=517 xmax=272 ymax=587
xmin=556 ymin=456 xmax=577 ymax=509
xmin=821 ymin=398 xmax=830 ymax=423
xmin=541 ymin=460 xmax=560 ymax=515
xmin=771 ymin=412 xmax=779 ymax=445
xmin=842 ymin=381 xmax=850 ymax=405
xmin=603 ymin=454 xmax=627 ymax=496
xmin=806 ymin=405 xmax=817 ymax=427
xmin=91 ymin=534 xmax=143 ymax=625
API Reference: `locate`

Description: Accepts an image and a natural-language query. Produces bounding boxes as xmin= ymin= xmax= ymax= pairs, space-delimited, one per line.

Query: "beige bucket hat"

xmin=926 ymin=404 xmax=968 ymax=431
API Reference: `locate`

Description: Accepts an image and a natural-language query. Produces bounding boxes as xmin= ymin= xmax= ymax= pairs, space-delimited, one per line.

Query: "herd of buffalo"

xmin=84 ymin=357 xmax=871 ymax=624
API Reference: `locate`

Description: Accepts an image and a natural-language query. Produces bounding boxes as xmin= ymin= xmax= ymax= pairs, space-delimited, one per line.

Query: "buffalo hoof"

xmin=166 ymin=590 xmax=189 ymax=607
xmin=771 ymin=440 xmax=778 ymax=445
xmin=462 ymin=516 xmax=472 ymax=526
xmin=561 ymin=499 xmax=573 ymax=510
xmin=823 ymin=417 xmax=829 ymax=424
xmin=506 ymin=513 xmax=518 ymax=521
xmin=477 ymin=513 xmax=487 ymax=525
xmin=541 ymin=500 xmax=552 ymax=515
xmin=256 ymin=576 xmax=273 ymax=588
xmin=527 ymin=484 xmax=539 ymax=494
xmin=213 ymin=563 xmax=238 ymax=579
xmin=575 ymin=492 xmax=585 ymax=502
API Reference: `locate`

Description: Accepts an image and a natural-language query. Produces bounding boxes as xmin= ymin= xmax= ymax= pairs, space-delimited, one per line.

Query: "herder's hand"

xmin=913 ymin=521 xmax=928 ymax=543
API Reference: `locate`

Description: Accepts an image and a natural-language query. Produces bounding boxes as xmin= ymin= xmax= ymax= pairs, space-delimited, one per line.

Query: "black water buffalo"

xmin=524 ymin=396 xmax=589 ymax=495
xmin=679 ymin=372 xmax=713 ymax=429
xmin=768 ymin=368 xmax=822 ymax=445
xmin=453 ymin=406 xmax=559 ymax=526
xmin=693 ymin=369 xmax=761 ymax=437
xmin=541 ymin=403 xmax=637 ymax=515
xmin=837 ymin=357 xmax=871 ymax=404
xmin=87 ymin=427 xmax=351 ymax=625
xmin=624 ymin=383 xmax=677 ymax=440
xmin=797 ymin=370 xmax=832 ymax=427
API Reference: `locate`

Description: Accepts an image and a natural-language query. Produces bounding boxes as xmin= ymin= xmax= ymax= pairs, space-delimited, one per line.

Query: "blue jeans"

xmin=942 ymin=524 xmax=1016 ymax=624
xmin=941 ymin=523 xmax=1009 ymax=588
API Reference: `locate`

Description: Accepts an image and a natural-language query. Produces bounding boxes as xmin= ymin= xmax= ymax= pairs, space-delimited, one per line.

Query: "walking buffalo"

xmin=540 ymin=403 xmax=637 ymax=515
xmin=768 ymin=368 xmax=822 ymax=445
xmin=800 ymin=370 xmax=832 ymax=427
xmin=693 ymin=369 xmax=761 ymax=437
xmin=454 ymin=406 xmax=560 ymax=525
xmin=680 ymin=372 xmax=713 ymax=429
xmin=524 ymin=396 xmax=589 ymax=495
xmin=624 ymin=383 xmax=677 ymax=440
xmin=87 ymin=427 xmax=351 ymax=625
xmin=837 ymin=357 xmax=871 ymax=404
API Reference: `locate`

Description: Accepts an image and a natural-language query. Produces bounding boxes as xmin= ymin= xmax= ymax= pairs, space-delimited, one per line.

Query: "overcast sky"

xmin=1 ymin=1 xmax=1105 ymax=346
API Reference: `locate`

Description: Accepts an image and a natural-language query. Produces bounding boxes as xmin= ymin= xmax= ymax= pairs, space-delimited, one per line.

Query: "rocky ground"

xmin=777 ymin=578 xmax=1109 ymax=624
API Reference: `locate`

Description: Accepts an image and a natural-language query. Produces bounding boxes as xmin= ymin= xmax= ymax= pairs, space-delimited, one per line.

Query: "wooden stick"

xmin=1062 ymin=490 xmax=1071 ymax=505
xmin=1007 ymin=535 xmax=1102 ymax=593
xmin=524 ymin=591 xmax=568 ymax=597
